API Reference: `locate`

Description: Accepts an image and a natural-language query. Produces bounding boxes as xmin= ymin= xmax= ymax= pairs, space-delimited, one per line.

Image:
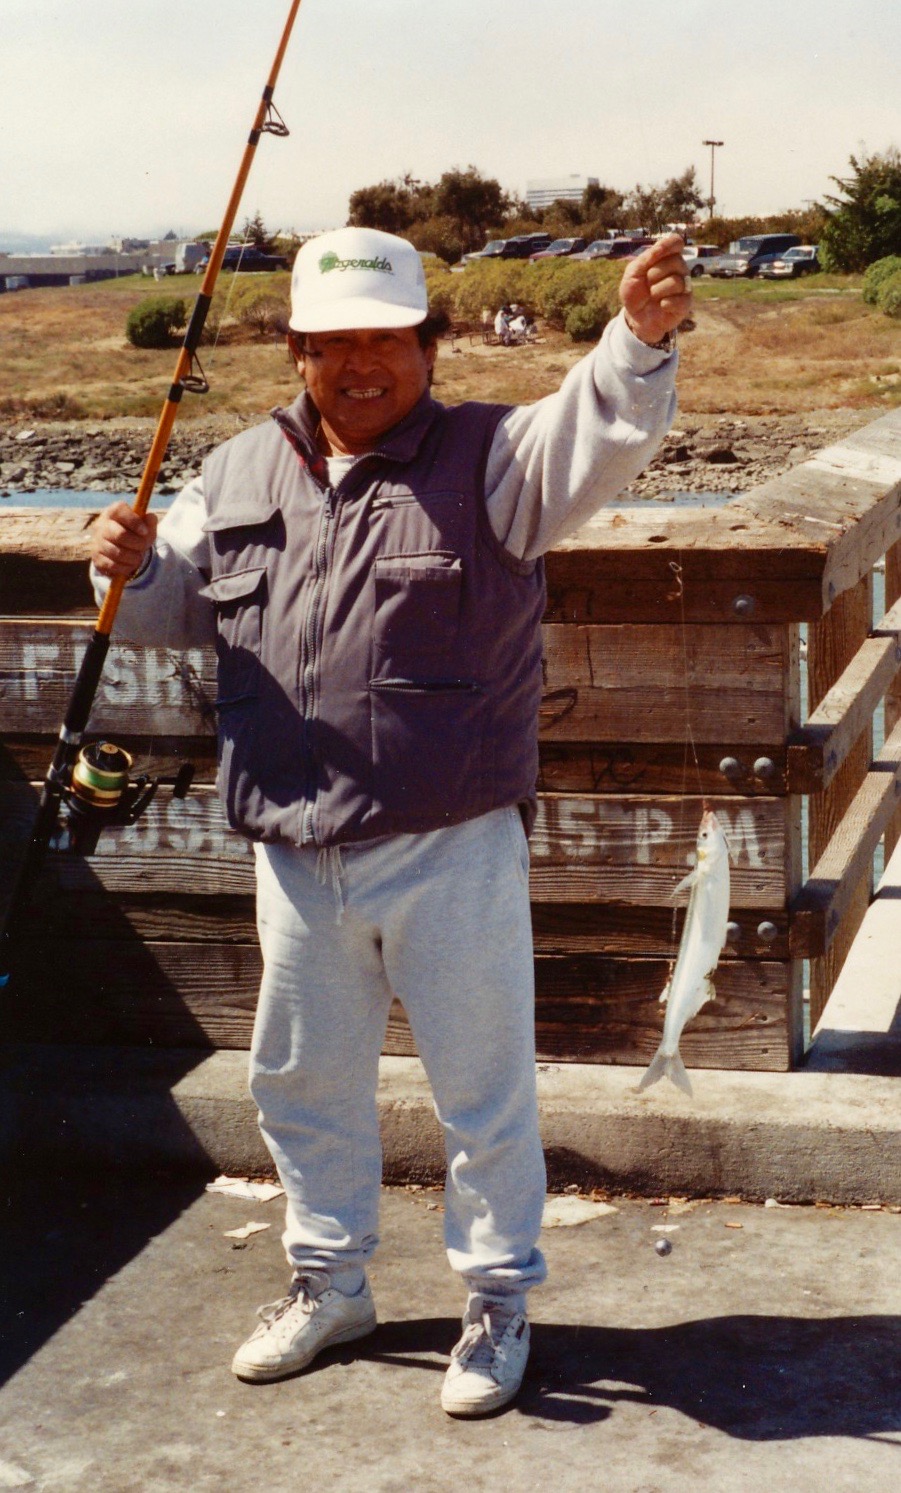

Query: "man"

xmin=91 ymin=225 xmax=690 ymax=1416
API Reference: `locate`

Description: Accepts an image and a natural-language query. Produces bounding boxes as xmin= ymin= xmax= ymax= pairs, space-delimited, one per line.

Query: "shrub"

xmin=531 ymin=260 xmax=620 ymax=336
xmin=447 ymin=261 xmax=535 ymax=322
xmin=565 ymin=298 xmax=613 ymax=342
xmin=422 ymin=261 xmax=457 ymax=319
xmin=862 ymin=256 xmax=901 ymax=305
xmin=126 ymin=297 xmax=188 ymax=348
xmin=877 ymin=269 xmax=901 ymax=318
xmin=228 ymin=279 xmax=289 ymax=337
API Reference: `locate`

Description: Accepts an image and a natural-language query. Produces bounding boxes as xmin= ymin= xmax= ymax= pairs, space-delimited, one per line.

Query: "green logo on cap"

xmin=318 ymin=252 xmax=393 ymax=275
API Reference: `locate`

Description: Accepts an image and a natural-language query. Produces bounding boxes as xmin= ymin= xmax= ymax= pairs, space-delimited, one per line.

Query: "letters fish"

xmin=637 ymin=809 xmax=731 ymax=1097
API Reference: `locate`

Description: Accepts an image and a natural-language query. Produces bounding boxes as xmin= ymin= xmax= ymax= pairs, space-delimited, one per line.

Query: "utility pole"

xmin=702 ymin=140 xmax=724 ymax=220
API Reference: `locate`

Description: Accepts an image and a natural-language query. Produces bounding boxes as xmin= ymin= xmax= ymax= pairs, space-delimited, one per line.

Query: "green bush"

xmin=228 ymin=279 xmax=289 ymax=337
xmin=862 ymin=256 xmax=901 ymax=305
xmin=564 ymin=298 xmax=613 ymax=342
xmin=877 ymin=269 xmax=901 ymax=318
xmin=422 ymin=261 xmax=457 ymax=319
xmin=531 ymin=260 xmax=620 ymax=336
xmin=126 ymin=297 xmax=188 ymax=348
xmin=447 ymin=261 xmax=535 ymax=322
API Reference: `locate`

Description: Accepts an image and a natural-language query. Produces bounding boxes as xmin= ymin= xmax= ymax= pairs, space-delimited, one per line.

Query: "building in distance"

xmin=525 ymin=175 xmax=599 ymax=211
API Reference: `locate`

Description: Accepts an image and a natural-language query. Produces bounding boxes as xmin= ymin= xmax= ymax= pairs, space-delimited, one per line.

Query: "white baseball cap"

xmin=289 ymin=227 xmax=428 ymax=332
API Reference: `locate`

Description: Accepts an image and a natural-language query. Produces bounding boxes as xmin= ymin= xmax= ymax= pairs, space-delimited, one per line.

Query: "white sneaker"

xmin=231 ymin=1273 xmax=377 ymax=1383
xmin=440 ymin=1297 xmax=530 ymax=1418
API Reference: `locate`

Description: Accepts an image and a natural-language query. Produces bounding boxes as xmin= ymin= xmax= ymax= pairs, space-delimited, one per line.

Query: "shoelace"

xmin=451 ymin=1308 xmax=505 ymax=1370
xmin=256 ymin=1272 xmax=327 ymax=1327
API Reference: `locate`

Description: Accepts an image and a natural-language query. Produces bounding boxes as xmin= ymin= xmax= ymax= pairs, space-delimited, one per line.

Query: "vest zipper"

xmin=299 ymin=485 xmax=338 ymax=844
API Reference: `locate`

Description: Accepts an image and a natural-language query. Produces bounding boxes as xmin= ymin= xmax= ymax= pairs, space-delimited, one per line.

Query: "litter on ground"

xmin=542 ymin=1196 xmax=619 ymax=1228
xmin=205 ymin=1176 xmax=285 ymax=1203
xmin=223 ymin=1221 xmax=271 ymax=1241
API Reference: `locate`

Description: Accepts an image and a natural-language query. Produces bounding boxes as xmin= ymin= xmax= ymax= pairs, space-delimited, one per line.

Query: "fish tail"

xmin=636 ymin=1046 xmax=694 ymax=1097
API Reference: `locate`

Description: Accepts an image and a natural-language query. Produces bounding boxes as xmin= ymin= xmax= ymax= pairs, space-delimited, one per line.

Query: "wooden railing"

xmin=2 ymin=406 xmax=900 ymax=1069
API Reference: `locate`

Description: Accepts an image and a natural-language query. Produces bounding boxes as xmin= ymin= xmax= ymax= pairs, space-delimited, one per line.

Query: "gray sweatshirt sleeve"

xmin=484 ymin=309 xmax=677 ymax=561
xmin=90 ymin=475 xmax=216 ymax=649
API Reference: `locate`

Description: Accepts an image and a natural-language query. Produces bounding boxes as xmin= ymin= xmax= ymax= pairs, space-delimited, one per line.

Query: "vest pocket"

xmin=369 ymin=679 xmax=486 ymax=821
xmin=372 ymin=553 xmax=462 ymax=675
xmin=198 ymin=565 xmax=267 ymax=703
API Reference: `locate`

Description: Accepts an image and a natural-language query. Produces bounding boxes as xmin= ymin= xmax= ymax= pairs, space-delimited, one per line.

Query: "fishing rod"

xmin=0 ymin=0 xmax=304 ymax=987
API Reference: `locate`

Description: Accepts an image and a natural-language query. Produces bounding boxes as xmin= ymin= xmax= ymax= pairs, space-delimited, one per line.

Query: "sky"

xmin=2 ymin=0 xmax=899 ymax=245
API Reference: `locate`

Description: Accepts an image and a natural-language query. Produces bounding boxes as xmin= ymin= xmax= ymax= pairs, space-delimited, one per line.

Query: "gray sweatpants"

xmin=249 ymin=805 xmax=547 ymax=1303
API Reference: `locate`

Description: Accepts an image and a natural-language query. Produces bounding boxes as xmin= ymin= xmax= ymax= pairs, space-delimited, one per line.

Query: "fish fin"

xmin=636 ymin=1046 xmax=694 ymax=1097
xmin=703 ymin=975 xmax=717 ymax=1004
xmin=671 ymin=869 xmax=697 ymax=899
xmin=659 ymin=979 xmax=672 ymax=1006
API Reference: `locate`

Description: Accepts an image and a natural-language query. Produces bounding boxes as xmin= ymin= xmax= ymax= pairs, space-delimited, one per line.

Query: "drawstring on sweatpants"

xmin=315 ymin=845 xmax=346 ymax=918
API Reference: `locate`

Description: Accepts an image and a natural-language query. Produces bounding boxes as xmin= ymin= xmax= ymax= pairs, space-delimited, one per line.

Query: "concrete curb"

xmin=3 ymin=1043 xmax=898 ymax=1204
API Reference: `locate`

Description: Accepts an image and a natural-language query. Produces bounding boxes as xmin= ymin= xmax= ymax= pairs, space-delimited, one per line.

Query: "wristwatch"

xmin=624 ymin=312 xmax=676 ymax=354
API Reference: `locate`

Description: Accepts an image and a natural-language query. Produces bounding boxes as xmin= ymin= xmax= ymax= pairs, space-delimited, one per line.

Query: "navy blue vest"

xmin=199 ymin=389 xmax=546 ymax=847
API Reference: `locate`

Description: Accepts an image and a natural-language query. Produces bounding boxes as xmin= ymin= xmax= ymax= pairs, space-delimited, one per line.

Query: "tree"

xmin=819 ymin=148 xmax=901 ymax=271
xmin=580 ymin=182 xmax=625 ymax=234
xmin=658 ymin=167 xmax=705 ymax=226
xmin=347 ymin=179 xmax=416 ymax=234
xmin=624 ymin=169 xmax=704 ymax=232
xmin=406 ymin=215 xmax=464 ymax=265
xmin=541 ymin=198 xmax=585 ymax=238
xmin=432 ymin=166 xmax=511 ymax=254
xmin=241 ymin=211 xmax=277 ymax=254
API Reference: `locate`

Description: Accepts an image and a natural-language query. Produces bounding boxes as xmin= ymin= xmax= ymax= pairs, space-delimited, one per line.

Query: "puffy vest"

xmin=199 ymin=389 xmax=546 ymax=847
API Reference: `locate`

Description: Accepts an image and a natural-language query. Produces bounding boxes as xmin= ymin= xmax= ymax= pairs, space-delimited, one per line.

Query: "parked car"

xmin=570 ymin=239 xmax=615 ymax=261
xmin=194 ymin=246 xmax=288 ymax=273
xmin=571 ymin=236 xmax=653 ymax=262
xmin=757 ymin=245 xmax=821 ymax=279
xmin=529 ymin=237 xmax=587 ymax=262
xmin=706 ymin=234 xmax=802 ymax=278
xmin=469 ymin=233 xmax=553 ymax=263
xmin=682 ymin=244 xmax=721 ymax=277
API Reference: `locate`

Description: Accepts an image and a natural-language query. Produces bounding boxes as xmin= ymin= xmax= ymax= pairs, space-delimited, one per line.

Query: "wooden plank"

xmin=13 ymin=889 xmax=788 ymax=960
xmin=531 ymin=794 xmax=787 ymax=907
xmin=786 ymin=634 xmax=899 ymax=794
xmin=790 ymin=715 xmax=901 ymax=961
xmin=5 ymin=936 xmax=794 ymax=1071
xmin=543 ymin=558 xmax=826 ymax=627
xmin=0 ymin=621 xmax=217 ymax=736
xmin=540 ymin=622 xmax=788 ymax=743
xmin=0 ymin=509 xmax=99 ymax=616
xmin=0 ymin=784 xmax=788 ymax=911
xmin=536 ymin=741 xmax=787 ymax=796
xmin=882 ymin=540 xmax=901 ymax=860
xmin=0 ymin=734 xmax=217 ymax=784
xmin=0 ymin=617 xmax=789 ymax=746
xmin=530 ymin=903 xmax=789 ymax=960
xmin=806 ymin=574 xmax=873 ymax=1019
xmin=3 ymin=733 xmax=785 ymax=799
xmin=811 ymin=834 xmax=901 ymax=1040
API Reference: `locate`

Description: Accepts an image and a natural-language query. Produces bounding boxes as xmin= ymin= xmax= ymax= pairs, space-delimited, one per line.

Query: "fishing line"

xmin=667 ymin=556 xmax=705 ymax=971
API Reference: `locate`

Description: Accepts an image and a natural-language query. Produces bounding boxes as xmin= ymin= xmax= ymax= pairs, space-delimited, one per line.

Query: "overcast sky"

xmin=3 ymin=0 xmax=899 ymax=243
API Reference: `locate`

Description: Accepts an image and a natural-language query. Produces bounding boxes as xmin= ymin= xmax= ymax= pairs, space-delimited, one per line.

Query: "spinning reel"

xmin=60 ymin=741 xmax=192 ymax=855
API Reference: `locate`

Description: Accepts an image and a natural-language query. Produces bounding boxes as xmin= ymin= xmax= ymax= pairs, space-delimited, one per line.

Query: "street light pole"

xmin=702 ymin=140 xmax=724 ymax=220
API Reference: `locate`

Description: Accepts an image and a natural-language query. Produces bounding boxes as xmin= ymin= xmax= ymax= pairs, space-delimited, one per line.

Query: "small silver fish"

xmin=637 ymin=808 xmax=731 ymax=1097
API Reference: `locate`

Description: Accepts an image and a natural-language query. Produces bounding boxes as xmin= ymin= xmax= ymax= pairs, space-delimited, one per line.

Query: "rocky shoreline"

xmin=0 ymin=408 xmax=874 ymax=503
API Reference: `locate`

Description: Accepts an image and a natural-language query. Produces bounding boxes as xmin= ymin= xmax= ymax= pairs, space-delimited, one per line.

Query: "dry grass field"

xmin=0 ymin=271 xmax=899 ymax=423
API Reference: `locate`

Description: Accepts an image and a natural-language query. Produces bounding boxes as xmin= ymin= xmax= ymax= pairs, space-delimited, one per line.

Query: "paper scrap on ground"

xmin=0 ymin=1459 xmax=36 ymax=1489
xmin=206 ymin=1176 xmax=284 ymax=1202
xmin=651 ymin=1224 xmax=680 ymax=1233
xmin=223 ymin=1221 xmax=271 ymax=1241
xmin=542 ymin=1196 xmax=618 ymax=1228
